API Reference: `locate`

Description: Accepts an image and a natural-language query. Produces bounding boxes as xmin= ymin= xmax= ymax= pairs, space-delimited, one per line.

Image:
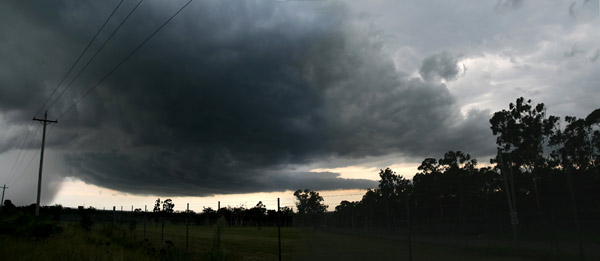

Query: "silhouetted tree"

xmin=550 ymin=112 xmax=600 ymax=209
xmin=2 ymin=199 xmax=16 ymax=213
xmin=377 ymin=168 xmax=411 ymax=227
xmin=248 ymin=201 xmax=266 ymax=229
xmin=162 ymin=199 xmax=175 ymax=214
xmin=199 ymin=207 xmax=218 ymax=225
xmin=413 ymin=158 xmax=446 ymax=218
xmin=153 ymin=198 xmax=161 ymax=226
xmin=361 ymin=189 xmax=378 ymax=227
xmin=294 ymin=189 xmax=328 ymax=229
xmin=438 ymin=151 xmax=477 ymax=220
xmin=279 ymin=206 xmax=295 ymax=227
xmin=490 ymin=97 xmax=559 ymax=211
xmin=588 ymin=109 xmax=600 ymax=170
xmin=334 ymin=200 xmax=359 ymax=228
xmin=231 ymin=206 xmax=246 ymax=227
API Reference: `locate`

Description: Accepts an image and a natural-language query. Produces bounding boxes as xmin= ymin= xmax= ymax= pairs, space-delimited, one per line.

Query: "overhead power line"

xmin=9 ymin=124 xmax=57 ymax=188
xmin=34 ymin=0 xmax=125 ymax=118
xmin=4 ymin=0 xmax=125 ymax=186
xmin=46 ymin=0 xmax=145 ymax=114
xmin=57 ymin=0 xmax=194 ymax=120
xmin=9 ymin=147 xmax=39 ymax=188
xmin=5 ymin=124 xmax=42 ymax=185
xmin=6 ymin=0 xmax=193 ymax=190
xmin=5 ymin=124 xmax=39 ymax=185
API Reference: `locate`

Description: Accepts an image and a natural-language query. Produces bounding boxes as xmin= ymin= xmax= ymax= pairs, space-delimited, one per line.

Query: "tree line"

xmin=129 ymin=198 xmax=294 ymax=229
xmin=330 ymin=97 xmax=600 ymax=229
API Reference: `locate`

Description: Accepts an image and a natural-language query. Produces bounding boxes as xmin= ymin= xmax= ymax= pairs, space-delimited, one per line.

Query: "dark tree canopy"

xmin=162 ymin=199 xmax=175 ymax=214
xmin=489 ymin=97 xmax=559 ymax=169
xmin=153 ymin=198 xmax=161 ymax=213
xmin=294 ymin=189 xmax=327 ymax=216
xmin=294 ymin=189 xmax=328 ymax=228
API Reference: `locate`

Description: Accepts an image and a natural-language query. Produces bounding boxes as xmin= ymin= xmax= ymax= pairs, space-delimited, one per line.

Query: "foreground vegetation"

xmin=0 ymin=212 xmax=583 ymax=261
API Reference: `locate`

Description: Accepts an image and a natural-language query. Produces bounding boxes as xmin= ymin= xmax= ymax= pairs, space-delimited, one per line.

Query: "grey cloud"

xmin=419 ymin=52 xmax=460 ymax=82
xmin=564 ymin=45 xmax=585 ymax=57
xmin=590 ymin=50 xmax=600 ymax=62
xmin=495 ymin=0 xmax=524 ymax=12
xmin=570 ymin=2 xmax=577 ymax=17
xmin=569 ymin=0 xmax=599 ymax=18
xmin=1 ymin=0 xmax=494 ymax=196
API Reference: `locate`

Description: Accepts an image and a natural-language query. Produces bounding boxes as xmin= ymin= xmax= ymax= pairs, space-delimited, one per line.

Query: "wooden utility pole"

xmin=0 ymin=184 xmax=7 ymax=210
xmin=33 ymin=111 xmax=57 ymax=216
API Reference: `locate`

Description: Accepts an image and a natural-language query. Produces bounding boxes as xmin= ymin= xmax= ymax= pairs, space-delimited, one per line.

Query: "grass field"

xmin=1 ymin=221 xmax=583 ymax=260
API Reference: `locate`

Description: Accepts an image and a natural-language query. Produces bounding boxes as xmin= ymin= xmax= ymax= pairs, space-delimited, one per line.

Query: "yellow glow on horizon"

xmin=51 ymin=162 xmax=426 ymax=212
xmin=310 ymin=163 xmax=420 ymax=180
xmin=51 ymin=178 xmax=369 ymax=212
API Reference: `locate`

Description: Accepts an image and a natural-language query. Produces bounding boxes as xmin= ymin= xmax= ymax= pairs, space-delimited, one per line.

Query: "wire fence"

xmin=326 ymin=205 xmax=600 ymax=259
xmin=16 ymin=196 xmax=600 ymax=260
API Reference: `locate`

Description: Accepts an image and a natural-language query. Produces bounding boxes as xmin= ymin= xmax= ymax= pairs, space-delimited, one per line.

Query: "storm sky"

xmin=0 ymin=0 xmax=599 ymax=206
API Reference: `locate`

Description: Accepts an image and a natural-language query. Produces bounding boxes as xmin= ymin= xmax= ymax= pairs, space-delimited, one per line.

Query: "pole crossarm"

xmin=33 ymin=117 xmax=58 ymax=124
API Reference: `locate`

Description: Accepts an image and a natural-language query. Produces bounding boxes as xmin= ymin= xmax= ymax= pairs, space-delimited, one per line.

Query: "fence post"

xmin=113 ymin=206 xmax=116 ymax=225
xmin=144 ymin=205 xmax=147 ymax=239
xmin=186 ymin=203 xmax=189 ymax=251
xmin=406 ymin=193 xmax=413 ymax=261
xmin=218 ymin=201 xmax=221 ymax=249
xmin=278 ymin=198 xmax=282 ymax=261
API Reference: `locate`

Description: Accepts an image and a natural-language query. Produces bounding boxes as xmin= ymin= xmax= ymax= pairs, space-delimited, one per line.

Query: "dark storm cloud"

xmin=0 ymin=0 xmax=493 ymax=196
xmin=64 ymin=150 xmax=377 ymax=196
xmin=419 ymin=52 xmax=460 ymax=82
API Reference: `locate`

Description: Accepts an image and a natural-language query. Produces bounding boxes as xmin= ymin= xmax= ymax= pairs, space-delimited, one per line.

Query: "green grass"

xmin=0 ymin=223 xmax=182 ymax=260
xmin=139 ymin=222 xmax=300 ymax=260
xmin=1 ymin=221 xmax=586 ymax=260
xmin=134 ymin=224 xmax=537 ymax=260
xmin=292 ymin=229 xmax=537 ymax=261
